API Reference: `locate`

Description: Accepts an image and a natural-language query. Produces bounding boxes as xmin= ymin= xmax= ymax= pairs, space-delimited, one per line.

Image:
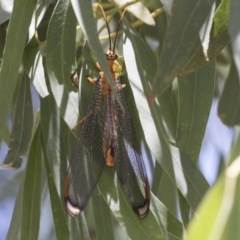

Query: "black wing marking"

xmin=64 ymin=77 xmax=107 ymax=217
xmin=115 ymin=77 xmax=150 ymax=219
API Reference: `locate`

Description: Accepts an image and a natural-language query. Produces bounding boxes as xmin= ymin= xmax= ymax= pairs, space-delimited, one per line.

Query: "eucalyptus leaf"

xmin=187 ymin=155 xmax=240 ymax=240
xmin=0 ymin=0 xmax=37 ymax=141
xmin=42 ymin=141 xmax=69 ymax=240
xmin=46 ymin=0 xmax=79 ymax=128
xmin=1 ymin=1 xmax=238 ymax=239
xmin=183 ymin=0 xmax=230 ymax=73
xmin=6 ymin=178 xmax=24 ymax=240
xmin=91 ymin=191 xmax=116 ymax=240
xmin=176 ymin=61 xmax=215 ymax=163
xmin=218 ymin=56 xmax=240 ymax=126
xmin=20 ymin=126 xmax=42 ymax=240
xmin=229 ymin=0 xmax=240 ymax=80
xmin=125 ymin=2 xmax=155 ymax=26
xmin=123 ymin=22 xmax=209 ymax=212
xmin=97 ymin=168 xmax=184 ymax=240
xmin=1 ymin=73 xmax=33 ymax=169
xmin=152 ymin=0 xmax=215 ymax=96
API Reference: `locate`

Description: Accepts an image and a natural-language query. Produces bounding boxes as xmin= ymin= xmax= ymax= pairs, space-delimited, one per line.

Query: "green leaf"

xmin=151 ymin=195 xmax=184 ymax=240
xmin=0 ymin=22 xmax=7 ymax=58
xmin=91 ymin=192 xmax=116 ymax=240
xmin=1 ymin=73 xmax=33 ymax=168
xmin=113 ymin=1 xmax=155 ymax=26
xmin=39 ymin=85 xmax=90 ymax=240
xmin=127 ymin=2 xmax=155 ymax=26
xmin=163 ymin=145 xmax=209 ymax=211
xmin=218 ymin=55 xmax=240 ymax=126
xmin=123 ymin=23 xmax=209 ymax=212
xmin=213 ymin=0 xmax=230 ymax=38
xmin=178 ymin=190 xmax=191 ymax=227
xmin=229 ymin=0 xmax=240 ymax=80
xmin=151 ymin=0 xmax=215 ymax=96
xmin=97 ymin=168 xmax=184 ymax=240
xmin=42 ymin=140 xmax=69 ymax=240
xmin=227 ymin=128 xmax=240 ymax=165
xmin=40 ymin=86 xmax=71 ymax=239
xmin=1 ymin=2 xmax=237 ymax=239
xmin=20 ymin=126 xmax=42 ymax=240
xmin=22 ymin=37 xmax=39 ymax=73
xmin=187 ymin=154 xmax=240 ymax=240
xmin=46 ymin=0 xmax=79 ymax=129
xmin=46 ymin=0 xmax=76 ymax=90
xmin=67 ymin=216 xmax=90 ymax=240
xmin=183 ymin=0 xmax=230 ymax=73
xmin=176 ymin=61 xmax=215 ymax=163
xmin=6 ymin=176 xmax=24 ymax=240
xmin=123 ymin=22 xmax=162 ymax=149
xmin=32 ymin=52 xmax=49 ymax=98
xmin=22 ymin=37 xmax=50 ymax=97
xmin=0 ymin=0 xmax=37 ymax=141
xmin=199 ymin=3 xmax=216 ymax=60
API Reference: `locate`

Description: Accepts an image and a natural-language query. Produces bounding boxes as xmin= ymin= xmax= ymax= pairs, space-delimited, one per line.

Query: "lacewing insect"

xmin=64 ymin=5 xmax=150 ymax=219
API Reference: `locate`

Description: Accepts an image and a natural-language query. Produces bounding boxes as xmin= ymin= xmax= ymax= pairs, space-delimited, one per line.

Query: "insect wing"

xmin=65 ymin=78 xmax=106 ymax=216
xmin=115 ymin=78 xmax=150 ymax=219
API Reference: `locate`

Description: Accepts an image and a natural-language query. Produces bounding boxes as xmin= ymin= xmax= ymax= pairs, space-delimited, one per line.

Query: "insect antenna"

xmin=97 ymin=4 xmax=112 ymax=51
xmin=112 ymin=8 xmax=128 ymax=54
xmin=97 ymin=4 xmax=128 ymax=54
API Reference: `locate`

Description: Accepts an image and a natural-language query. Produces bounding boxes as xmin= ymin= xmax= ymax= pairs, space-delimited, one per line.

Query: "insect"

xmin=64 ymin=5 xmax=150 ymax=219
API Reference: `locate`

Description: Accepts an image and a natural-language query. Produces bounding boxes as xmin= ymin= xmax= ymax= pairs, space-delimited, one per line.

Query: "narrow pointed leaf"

xmin=91 ymin=192 xmax=115 ymax=240
xmin=20 ymin=126 xmax=42 ymax=240
xmin=22 ymin=37 xmax=49 ymax=98
xmin=46 ymin=0 xmax=78 ymax=129
xmin=218 ymin=57 xmax=240 ymax=126
xmin=199 ymin=3 xmax=216 ymax=60
xmin=176 ymin=61 xmax=215 ymax=163
xmin=42 ymin=142 xmax=69 ymax=240
xmin=152 ymin=0 xmax=215 ymax=96
xmin=123 ymin=24 xmax=209 ymax=211
xmin=113 ymin=1 xmax=155 ymax=26
xmin=40 ymin=89 xmax=70 ymax=240
xmin=32 ymin=53 xmax=49 ymax=98
xmin=98 ymin=168 xmax=183 ymax=240
xmin=6 ymin=178 xmax=24 ymax=240
xmin=183 ymin=0 xmax=230 ymax=73
xmin=0 ymin=0 xmax=37 ymax=140
xmin=2 ymin=74 xmax=33 ymax=168
xmin=187 ymin=154 xmax=240 ymax=240
xmin=229 ymin=0 xmax=240 ymax=81
xmin=46 ymin=0 xmax=76 ymax=89
xmin=126 ymin=2 xmax=155 ymax=26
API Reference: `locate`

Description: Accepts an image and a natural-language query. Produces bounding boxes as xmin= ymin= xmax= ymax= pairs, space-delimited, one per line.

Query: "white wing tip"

xmin=65 ymin=198 xmax=81 ymax=217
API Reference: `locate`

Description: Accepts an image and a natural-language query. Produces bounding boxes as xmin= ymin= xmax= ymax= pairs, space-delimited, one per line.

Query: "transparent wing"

xmin=115 ymin=77 xmax=150 ymax=219
xmin=64 ymin=77 xmax=106 ymax=216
